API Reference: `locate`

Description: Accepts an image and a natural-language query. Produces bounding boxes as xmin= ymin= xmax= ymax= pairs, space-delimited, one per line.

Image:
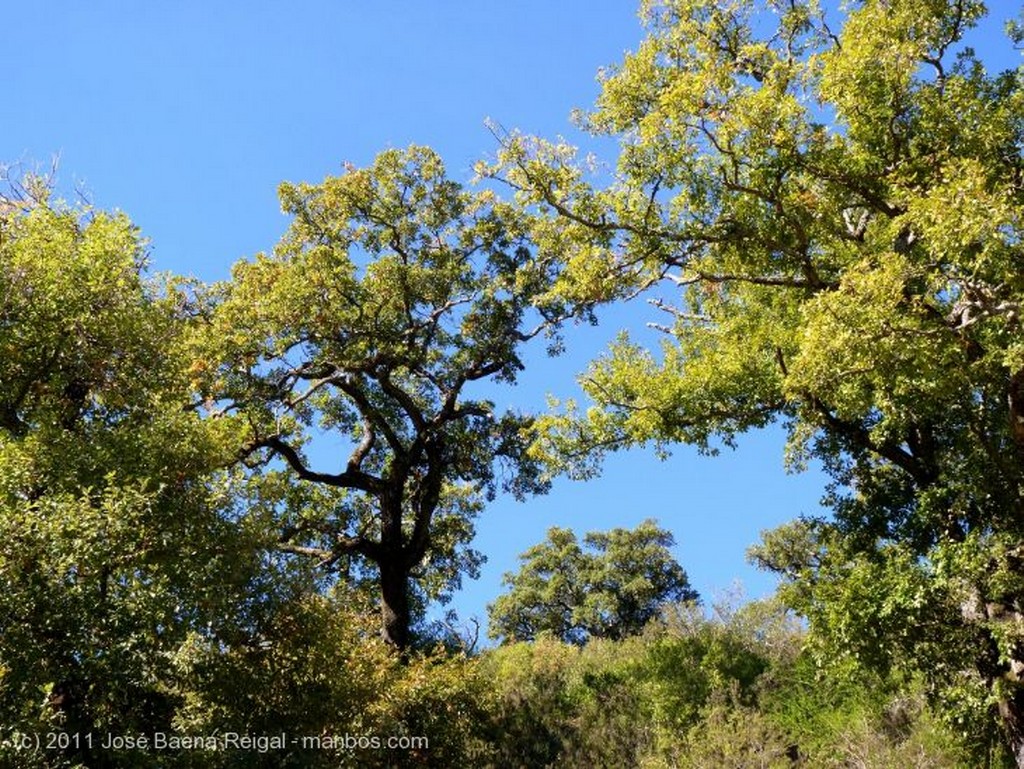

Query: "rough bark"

xmin=1009 ymin=369 xmax=1024 ymax=464
xmin=379 ymin=558 xmax=411 ymax=650
xmin=999 ymin=683 xmax=1024 ymax=769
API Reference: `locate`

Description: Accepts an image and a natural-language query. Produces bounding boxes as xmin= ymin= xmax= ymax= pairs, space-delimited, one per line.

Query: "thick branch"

xmin=243 ymin=434 xmax=384 ymax=494
xmin=334 ymin=374 xmax=406 ymax=454
xmin=283 ymin=369 xmax=345 ymax=409
xmin=278 ymin=543 xmax=338 ymax=565
xmin=405 ymin=441 xmax=444 ymax=568
xmin=806 ymin=397 xmax=936 ymax=485
xmin=348 ymin=417 xmax=376 ymax=472
xmin=375 ymin=370 xmax=426 ymax=432
xmin=280 ymin=530 xmax=382 ymax=564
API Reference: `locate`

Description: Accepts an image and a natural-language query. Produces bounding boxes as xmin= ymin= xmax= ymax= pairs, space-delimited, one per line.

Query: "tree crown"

xmin=489 ymin=519 xmax=698 ymax=644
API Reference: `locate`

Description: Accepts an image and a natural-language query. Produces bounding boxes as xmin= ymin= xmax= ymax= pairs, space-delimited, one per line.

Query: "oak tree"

xmin=484 ymin=0 xmax=1024 ymax=761
xmin=197 ymin=146 xmax=573 ymax=649
xmin=489 ymin=519 xmax=697 ymax=644
xmin=0 ymin=194 xmax=256 ymax=765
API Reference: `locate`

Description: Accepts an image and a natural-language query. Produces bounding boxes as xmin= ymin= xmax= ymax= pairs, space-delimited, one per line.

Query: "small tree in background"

xmin=489 ymin=519 xmax=697 ymax=644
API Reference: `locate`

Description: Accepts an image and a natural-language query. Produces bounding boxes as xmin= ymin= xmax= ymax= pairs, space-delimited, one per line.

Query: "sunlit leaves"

xmin=193 ymin=146 xmax=573 ymax=645
xmin=485 ymin=0 xmax=1024 ymax=756
xmin=0 ymin=199 xmax=265 ymax=759
xmin=489 ymin=520 xmax=697 ymax=644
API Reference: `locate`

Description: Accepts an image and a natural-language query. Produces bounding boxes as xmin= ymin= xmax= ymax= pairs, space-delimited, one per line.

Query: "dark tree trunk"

xmin=1009 ymin=369 xmax=1024 ymax=468
xmin=377 ymin=490 xmax=412 ymax=650
xmin=48 ymin=674 xmax=114 ymax=768
xmin=379 ymin=558 xmax=411 ymax=650
xmin=999 ymin=688 xmax=1024 ymax=769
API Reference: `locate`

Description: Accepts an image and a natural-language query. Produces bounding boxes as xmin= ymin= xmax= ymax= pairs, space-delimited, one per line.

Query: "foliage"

xmin=193 ymin=145 xmax=577 ymax=648
xmin=173 ymin=589 xmax=491 ymax=769
xmin=479 ymin=598 xmax=970 ymax=768
xmin=480 ymin=599 xmax=788 ymax=767
xmin=482 ymin=0 xmax=1024 ymax=760
xmin=0 ymin=199 xmax=262 ymax=767
xmin=482 ymin=635 xmax=655 ymax=768
xmin=8 ymin=2 xmax=1024 ymax=764
xmin=752 ymin=519 xmax=1010 ymax=764
xmin=758 ymin=647 xmax=976 ymax=768
xmin=489 ymin=519 xmax=697 ymax=644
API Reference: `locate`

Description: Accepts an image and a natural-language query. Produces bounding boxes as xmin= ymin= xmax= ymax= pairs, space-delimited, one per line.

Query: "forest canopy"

xmin=2 ymin=1 xmax=1024 ymax=766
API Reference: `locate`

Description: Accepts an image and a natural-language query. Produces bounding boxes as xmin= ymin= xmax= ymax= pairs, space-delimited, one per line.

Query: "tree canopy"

xmin=193 ymin=146 xmax=577 ymax=648
xmin=482 ymin=0 xmax=1024 ymax=761
xmin=9 ymin=1 xmax=1024 ymax=764
xmin=489 ymin=519 xmax=698 ymax=644
xmin=0 ymin=195 xmax=269 ymax=765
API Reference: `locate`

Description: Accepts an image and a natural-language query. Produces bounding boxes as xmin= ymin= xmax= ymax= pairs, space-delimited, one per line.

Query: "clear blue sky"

xmin=5 ymin=3 xmax=1017 ymax=633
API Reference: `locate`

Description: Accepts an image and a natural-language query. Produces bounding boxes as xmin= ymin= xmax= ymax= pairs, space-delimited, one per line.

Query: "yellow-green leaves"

xmin=491 ymin=0 xmax=1023 ymax=500
xmin=489 ymin=520 xmax=697 ymax=644
xmin=906 ymin=157 xmax=1017 ymax=270
xmin=0 ymin=197 xmax=265 ymax=755
xmin=195 ymin=146 xmax=580 ymax=645
xmin=790 ymin=254 xmax=963 ymax=434
xmin=486 ymin=1 xmax=1024 ymax=755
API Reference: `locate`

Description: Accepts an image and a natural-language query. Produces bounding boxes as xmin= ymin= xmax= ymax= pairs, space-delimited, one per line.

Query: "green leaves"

xmin=483 ymin=0 xmax=1024 ymax=757
xmin=489 ymin=520 xmax=697 ymax=644
xmin=1 ymin=206 xmax=150 ymax=440
xmin=193 ymin=146 xmax=578 ymax=646
xmin=0 ymin=197 xmax=268 ymax=762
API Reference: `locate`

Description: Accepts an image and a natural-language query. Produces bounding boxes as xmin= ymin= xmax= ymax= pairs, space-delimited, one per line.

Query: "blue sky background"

xmin=5 ymin=2 xmax=1019 ymax=634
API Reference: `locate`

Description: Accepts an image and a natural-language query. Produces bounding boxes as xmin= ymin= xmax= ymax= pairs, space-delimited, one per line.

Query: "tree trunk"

xmin=999 ymin=686 xmax=1024 ymax=769
xmin=379 ymin=558 xmax=411 ymax=650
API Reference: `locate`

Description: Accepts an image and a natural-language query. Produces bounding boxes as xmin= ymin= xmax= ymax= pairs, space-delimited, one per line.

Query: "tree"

xmin=194 ymin=146 xmax=574 ymax=649
xmin=489 ymin=519 xmax=697 ymax=643
xmin=0 ymin=194 xmax=261 ymax=766
xmin=483 ymin=0 xmax=1024 ymax=762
